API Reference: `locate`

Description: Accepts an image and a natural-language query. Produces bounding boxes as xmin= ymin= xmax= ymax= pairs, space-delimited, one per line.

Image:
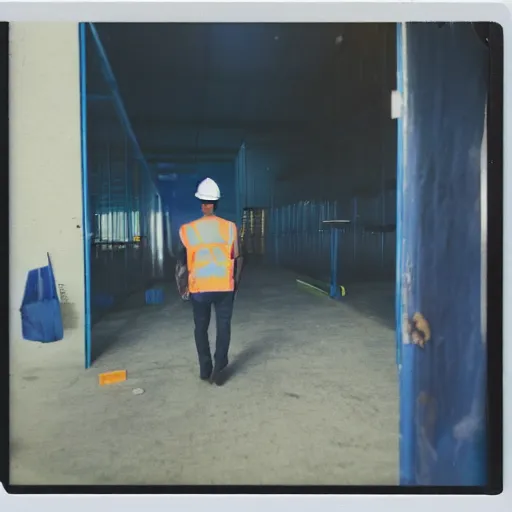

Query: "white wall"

xmin=9 ymin=23 xmax=85 ymax=372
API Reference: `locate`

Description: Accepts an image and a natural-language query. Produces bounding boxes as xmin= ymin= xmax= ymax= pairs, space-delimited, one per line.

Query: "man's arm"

xmin=175 ymin=229 xmax=189 ymax=298
xmin=232 ymin=224 xmax=244 ymax=290
xmin=176 ymin=238 xmax=187 ymax=266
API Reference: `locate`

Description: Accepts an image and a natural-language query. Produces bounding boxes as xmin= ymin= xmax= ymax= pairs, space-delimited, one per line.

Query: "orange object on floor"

xmin=98 ymin=370 xmax=127 ymax=386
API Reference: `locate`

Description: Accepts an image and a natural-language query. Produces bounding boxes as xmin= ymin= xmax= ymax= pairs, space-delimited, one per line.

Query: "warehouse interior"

xmin=10 ymin=21 xmax=492 ymax=487
xmin=86 ymin=22 xmax=397 ymax=356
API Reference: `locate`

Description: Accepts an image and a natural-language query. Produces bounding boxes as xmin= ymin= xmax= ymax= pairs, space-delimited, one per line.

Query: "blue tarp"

xmin=398 ymin=23 xmax=488 ymax=486
xmin=20 ymin=253 xmax=64 ymax=343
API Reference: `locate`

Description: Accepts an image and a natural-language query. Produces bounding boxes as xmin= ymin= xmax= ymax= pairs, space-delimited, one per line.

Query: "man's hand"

xmin=232 ymin=225 xmax=243 ymax=290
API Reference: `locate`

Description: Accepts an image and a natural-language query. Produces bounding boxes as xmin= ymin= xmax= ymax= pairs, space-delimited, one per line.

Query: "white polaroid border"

xmin=1 ymin=0 xmax=510 ymax=511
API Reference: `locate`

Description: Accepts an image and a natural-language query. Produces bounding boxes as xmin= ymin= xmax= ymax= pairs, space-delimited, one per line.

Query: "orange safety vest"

xmin=179 ymin=217 xmax=236 ymax=294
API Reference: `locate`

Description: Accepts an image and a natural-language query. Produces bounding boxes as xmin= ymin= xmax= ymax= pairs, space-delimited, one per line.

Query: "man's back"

xmin=179 ymin=215 xmax=238 ymax=294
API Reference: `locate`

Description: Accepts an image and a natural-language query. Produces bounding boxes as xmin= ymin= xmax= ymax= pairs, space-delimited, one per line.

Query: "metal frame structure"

xmin=267 ymin=197 xmax=396 ymax=286
xmin=80 ymin=23 xmax=165 ymax=367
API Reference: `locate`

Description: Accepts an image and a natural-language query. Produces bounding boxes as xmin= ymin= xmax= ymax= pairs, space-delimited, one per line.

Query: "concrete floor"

xmin=10 ymin=264 xmax=398 ymax=486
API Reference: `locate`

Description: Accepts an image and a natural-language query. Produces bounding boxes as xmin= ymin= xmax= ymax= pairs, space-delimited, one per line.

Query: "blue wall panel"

xmin=398 ymin=23 xmax=488 ymax=486
xmin=267 ymin=197 xmax=395 ymax=284
xmin=262 ymin=24 xmax=396 ymax=280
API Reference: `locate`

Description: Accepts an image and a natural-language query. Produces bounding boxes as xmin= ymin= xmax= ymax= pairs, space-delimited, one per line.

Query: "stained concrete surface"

xmin=10 ymin=264 xmax=398 ymax=486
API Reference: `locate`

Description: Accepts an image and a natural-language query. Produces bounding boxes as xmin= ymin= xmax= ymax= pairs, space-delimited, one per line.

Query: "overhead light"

xmin=335 ymin=35 xmax=344 ymax=45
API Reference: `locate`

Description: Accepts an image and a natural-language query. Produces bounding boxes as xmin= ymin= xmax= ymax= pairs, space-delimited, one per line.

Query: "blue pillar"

xmin=79 ymin=23 xmax=92 ymax=369
xmin=398 ymin=22 xmax=488 ymax=486
xmin=329 ymin=228 xmax=341 ymax=300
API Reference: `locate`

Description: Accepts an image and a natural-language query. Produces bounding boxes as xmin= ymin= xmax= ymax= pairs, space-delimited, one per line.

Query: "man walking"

xmin=175 ymin=178 xmax=243 ymax=386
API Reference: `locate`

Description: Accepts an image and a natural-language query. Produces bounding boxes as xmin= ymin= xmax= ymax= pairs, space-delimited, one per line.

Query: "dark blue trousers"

xmin=190 ymin=291 xmax=234 ymax=378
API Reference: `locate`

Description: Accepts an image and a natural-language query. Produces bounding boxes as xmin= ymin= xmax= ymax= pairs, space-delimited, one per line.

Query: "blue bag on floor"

xmin=20 ymin=253 xmax=64 ymax=343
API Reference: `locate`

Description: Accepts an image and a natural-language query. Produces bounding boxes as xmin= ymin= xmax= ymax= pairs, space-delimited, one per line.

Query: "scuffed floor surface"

xmin=10 ymin=265 xmax=398 ymax=486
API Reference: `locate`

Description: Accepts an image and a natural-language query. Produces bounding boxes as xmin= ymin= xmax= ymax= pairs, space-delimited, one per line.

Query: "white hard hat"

xmin=195 ymin=178 xmax=221 ymax=201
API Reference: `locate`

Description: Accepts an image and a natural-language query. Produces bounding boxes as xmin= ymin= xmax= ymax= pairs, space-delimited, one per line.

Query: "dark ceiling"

xmin=87 ymin=23 xmax=391 ymax=170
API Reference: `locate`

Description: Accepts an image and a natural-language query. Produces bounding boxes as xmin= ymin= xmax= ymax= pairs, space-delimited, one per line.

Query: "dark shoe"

xmin=209 ymin=364 xmax=228 ymax=386
xmin=200 ymin=368 xmax=212 ymax=382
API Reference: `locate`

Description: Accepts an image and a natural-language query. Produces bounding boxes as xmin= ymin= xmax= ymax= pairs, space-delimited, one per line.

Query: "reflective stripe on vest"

xmin=180 ymin=217 xmax=235 ymax=293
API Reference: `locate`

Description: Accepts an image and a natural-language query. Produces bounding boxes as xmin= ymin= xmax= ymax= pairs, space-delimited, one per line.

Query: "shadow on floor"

xmin=220 ymin=337 xmax=271 ymax=384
